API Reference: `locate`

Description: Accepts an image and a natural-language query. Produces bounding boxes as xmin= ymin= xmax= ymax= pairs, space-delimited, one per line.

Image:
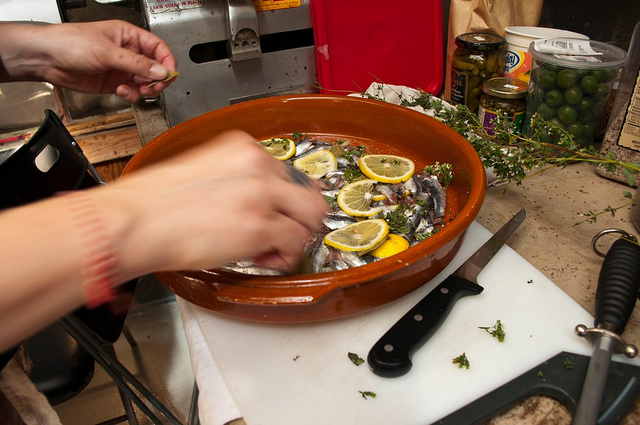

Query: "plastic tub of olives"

xmin=524 ymin=38 xmax=627 ymax=147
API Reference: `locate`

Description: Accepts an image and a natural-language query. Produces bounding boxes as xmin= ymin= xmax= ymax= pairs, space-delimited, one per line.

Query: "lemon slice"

xmin=324 ymin=219 xmax=389 ymax=252
xmin=337 ymin=179 xmax=385 ymax=217
xmin=359 ymin=154 xmax=415 ymax=183
xmin=370 ymin=234 xmax=410 ymax=259
xmin=259 ymin=138 xmax=296 ymax=161
xmin=293 ymin=149 xmax=337 ymax=179
xmin=371 ymin=187 xmax=386 ymax=202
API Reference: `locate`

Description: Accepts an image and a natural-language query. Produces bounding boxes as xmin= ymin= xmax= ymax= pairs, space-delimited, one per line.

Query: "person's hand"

xmin=98 ymin=130 xmax=329 ymax=276
xmin=0 ymin=20 xmax=176 ymax=102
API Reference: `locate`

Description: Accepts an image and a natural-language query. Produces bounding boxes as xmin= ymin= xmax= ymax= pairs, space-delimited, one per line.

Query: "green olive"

xmin=557 ymin=105 xmax=578 ymax=124
xmin=538 ymin=70 xmax=558 ymax=90
xmin=549 ymin=117 xmax=566 ymax=129
xmin=581 ymin=120 xmax=598 ymax=137
xmin=536 ymin=103 xmax=557 ymax=120
xmin=564 ymin=86 xmax=584 ymax=105
xmin=590 ymin=69 xmax=617 ymax=83
xmin=592 ymin=83 xmax=611 ymax=101
xmin=579 ymin=75 xmax=599 ymax=95
xmin=556 ymin=69 xmax=578 ymax=89
xmin=545 ymin=89 xmax=564 ymax=107
xmin=530 ymin=86 xmax=546 ymax=103
xmin=566 ymin=122 xmax=584 ymax=138
xmin=577 ymin=97 xmax=596 ymax=114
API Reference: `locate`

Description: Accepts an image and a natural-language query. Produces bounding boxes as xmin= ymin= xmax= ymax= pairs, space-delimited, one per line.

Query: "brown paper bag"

xmin=443 ymin=0 xmax=543 ymax=101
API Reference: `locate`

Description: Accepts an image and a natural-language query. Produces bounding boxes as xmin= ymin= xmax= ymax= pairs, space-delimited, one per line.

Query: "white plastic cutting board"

xmin=185 ymin=221 xmax=640 ymax=425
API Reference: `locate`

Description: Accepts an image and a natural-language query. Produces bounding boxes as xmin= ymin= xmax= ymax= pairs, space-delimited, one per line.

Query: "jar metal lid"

xmin=455 ymin=32 xmax=506 ymax=51
xmin=528 ymin=38 xmax=627 ymax=70
xmin=481 ymin=77 xmax=529 ymax=99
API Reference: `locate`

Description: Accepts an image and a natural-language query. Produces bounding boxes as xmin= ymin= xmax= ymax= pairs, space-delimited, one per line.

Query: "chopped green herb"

xmin=337 ymin=145 xmax=367 ymax=183
xmin=537 ymin=371 xmax=545 ymax=380
xmin=292 ymin=131 xmax=305 ymax=140
xmin=479 ymin=319 xmax=505 ymax=342
xmin=348 ymin=352 xmax=365 ymax=366
xmin=383 ymin=204 xmax=410 ymax=234
xmin=351 ymin=146 xmax=367 ymax=157
xmin=423 ymin=162 xmax=453 ymax=188
xmin=343 ymin=167 xmax=364 ymax=183
xmin=563 ymin=357 xmax=575 ymax=371
xmin=452 ymin=352 xmax=470 ymax=369
xmin=324 ymin=195 xmax=337 ymax=209
xmin=359 ymin=391 xmax=376 ymax=400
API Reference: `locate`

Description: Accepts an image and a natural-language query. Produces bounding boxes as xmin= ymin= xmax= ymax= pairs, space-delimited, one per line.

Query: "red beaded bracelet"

xmin=64 ymin=191 xmax=118 ymax=308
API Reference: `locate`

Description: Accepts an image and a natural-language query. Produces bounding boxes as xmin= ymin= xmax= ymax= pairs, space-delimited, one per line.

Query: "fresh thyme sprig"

xmin=364 ymin=87 xmax=639 ymax=222
xmin=479 ymin=319 xmax=506 ymax=342
xmin=400 ymin=91 xmax=640 ymax=185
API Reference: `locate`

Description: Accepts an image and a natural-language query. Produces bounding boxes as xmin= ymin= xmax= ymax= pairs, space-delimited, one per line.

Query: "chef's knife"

xmin=368 ymin=208 xmax=526 ymax=378
xmin=573 ymin=233 xmax=640 ymax=425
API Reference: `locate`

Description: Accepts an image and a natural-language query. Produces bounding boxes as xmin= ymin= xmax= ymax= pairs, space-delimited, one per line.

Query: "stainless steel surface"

xmin=0 ymin=83 xmax=60 ymax=132
xmin=140 ymin=0 xmax=317 ymax=127
xmin=591 ymin=228 xmax=638 ymax=257
xmin=575 ymin=324 xmax=639 ymax=357
xmin=574 ymin=336 xmax=616 ymax=425
xmin=455 ymin=208 xmax=526 ymax=282
xmin=226 ymin=0 xmax=261 ymax=61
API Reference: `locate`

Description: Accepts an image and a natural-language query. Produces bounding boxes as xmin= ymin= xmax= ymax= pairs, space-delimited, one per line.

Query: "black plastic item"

xmin=0 ymin=109 xmax=136 ymax=343
xmin=595 ymin=238 xmax=640 ymax=333
xmin=433 ymin=351 xmax=640 ymax=425
xmin=25 ymin=323 xmax=95 ymax=406
xmin=0 ymin=109 xmax=97 ymax=209
xmin=368 ymin=276 xmax=483 ymax=378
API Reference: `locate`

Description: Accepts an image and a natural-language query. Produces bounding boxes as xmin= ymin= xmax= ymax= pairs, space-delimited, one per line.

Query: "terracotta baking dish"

xmin=123 ymin=95 xmax=486 ymax=322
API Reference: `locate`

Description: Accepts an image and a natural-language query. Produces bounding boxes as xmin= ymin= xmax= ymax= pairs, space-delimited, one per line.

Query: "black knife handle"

xmin=368 ymin=276 xmax=484 ymax=378
xmin=594 ymin=238 xmax=640 ymax=333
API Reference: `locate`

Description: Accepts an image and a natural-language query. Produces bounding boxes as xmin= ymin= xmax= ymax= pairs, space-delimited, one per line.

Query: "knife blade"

xmin=368 ymin=208 xmax=526 ymax=378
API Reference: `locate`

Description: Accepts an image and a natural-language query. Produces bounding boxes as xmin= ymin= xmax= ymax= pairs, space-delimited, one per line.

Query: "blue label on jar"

xmin=504 ymin=50 xmax=521 ymax=73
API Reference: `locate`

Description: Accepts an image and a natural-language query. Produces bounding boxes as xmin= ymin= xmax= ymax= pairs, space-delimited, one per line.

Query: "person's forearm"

xmin=0 ymin=22 xmax=48 ymax=83
xmin=0 ymin=186 xmax=140 ymax=351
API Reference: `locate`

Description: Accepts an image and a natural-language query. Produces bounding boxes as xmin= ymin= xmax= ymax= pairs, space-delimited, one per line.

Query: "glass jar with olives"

xmin=523 ymin=38 xmax=627 ymax=148
xmin=478 ymin=77 xmax=528 ymax=134
xmin=451 ymin=32 xmax=506 ymax=113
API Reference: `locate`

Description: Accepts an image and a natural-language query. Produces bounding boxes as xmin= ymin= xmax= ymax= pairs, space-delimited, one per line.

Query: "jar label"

xmin=618 ymin=70 xmax=640 ymax=152
xmin=451 ymin=68 xmax=467 ymax=106
xmin=253 ymin=0 xmax=301 ymax=11
xmin=504 ymin=49 xmax=532 ymax=84
xmin=478 ymin=106 xmax=525 ymax=135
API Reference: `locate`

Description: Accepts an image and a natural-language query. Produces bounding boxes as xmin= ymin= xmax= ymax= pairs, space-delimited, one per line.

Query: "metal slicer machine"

xmin=139 ymin=0 xmax=317 ymax=128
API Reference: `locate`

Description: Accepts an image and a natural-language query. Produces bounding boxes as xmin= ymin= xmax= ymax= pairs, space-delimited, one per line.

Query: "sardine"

xmin=417 ymin=173 xmax=446 ymax=223
xmin=222 ymin=261 xmax=287 ymax=276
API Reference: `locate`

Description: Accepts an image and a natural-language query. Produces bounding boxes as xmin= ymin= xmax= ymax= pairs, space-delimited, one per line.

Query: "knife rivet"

xmin=414 ymin=314 xmax=423 ymax=322
xmin=440 ymin=288 xmax=449 ymax=294
xmin=384 ymin=344 xmax=394 ymax=352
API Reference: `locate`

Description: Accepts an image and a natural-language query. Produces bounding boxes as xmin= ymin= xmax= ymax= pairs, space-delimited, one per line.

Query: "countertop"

xmin=476 ymin=162 xmax=640 ymax=425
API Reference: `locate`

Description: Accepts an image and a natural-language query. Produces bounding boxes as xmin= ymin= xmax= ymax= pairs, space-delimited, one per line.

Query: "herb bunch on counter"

xmin=397 ymin=90 xmax=640 ymax=186
xmin=368 ymin=89 xmax=639 ymax=224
